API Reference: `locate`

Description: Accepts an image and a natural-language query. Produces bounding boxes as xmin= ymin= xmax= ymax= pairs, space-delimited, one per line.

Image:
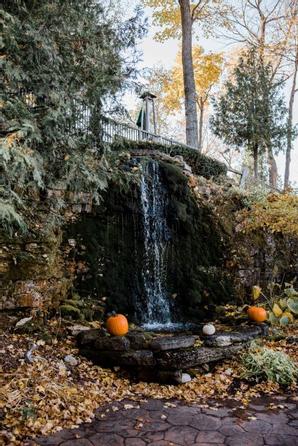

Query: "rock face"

xmin=1 ymin=148 xmax=297 ymax=322
xmin=0 ymin=230 xmax=71 ymax=311
xmin=78 ymin=325 xmax=268 ymax=383
xmin=0 ymin=190 xmax=93 ymax=313
xmin=66 ymin=158 xmax=233 ymax=323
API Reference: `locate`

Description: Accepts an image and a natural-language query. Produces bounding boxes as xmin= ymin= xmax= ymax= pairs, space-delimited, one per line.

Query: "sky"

xmin=125 ymin=4 xmax=298 ymax=186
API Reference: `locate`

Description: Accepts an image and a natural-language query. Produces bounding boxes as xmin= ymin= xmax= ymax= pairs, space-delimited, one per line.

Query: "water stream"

xmin=139 ymin=160 xmax=172 ymax=329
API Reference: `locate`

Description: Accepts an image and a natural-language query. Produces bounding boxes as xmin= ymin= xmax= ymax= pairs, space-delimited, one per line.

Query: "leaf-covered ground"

xmin=0 ymin=321 xmax=297 ymax=445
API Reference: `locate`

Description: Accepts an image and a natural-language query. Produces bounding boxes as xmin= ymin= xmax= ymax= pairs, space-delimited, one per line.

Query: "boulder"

xmin=64 ymin=354 xmax=79 ymax=366
xmin=67 ymin=324 xmax=91 ymax=337
xmin=15 ymin=316 xmax=33 ymax=329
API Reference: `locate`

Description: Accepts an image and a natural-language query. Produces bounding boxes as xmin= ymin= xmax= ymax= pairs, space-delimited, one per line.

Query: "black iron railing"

xmin=99 ymin=116 xmax=196 ymax=150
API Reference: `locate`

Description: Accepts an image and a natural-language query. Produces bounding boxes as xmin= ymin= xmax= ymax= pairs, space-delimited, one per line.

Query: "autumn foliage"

xmin=238 ymin=193 xmax=298 ymax=236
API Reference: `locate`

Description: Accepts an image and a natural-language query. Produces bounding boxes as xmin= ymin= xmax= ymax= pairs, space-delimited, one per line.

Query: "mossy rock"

xmin=65 ymin=156 xmax=233 ymax=323
xmin=15 ymin=320 xmax=42 ymax=334
xmin=109 ymin=140 xmax=227 ymax=179
xmin=60 ymin=304 xmax=83 ymax=320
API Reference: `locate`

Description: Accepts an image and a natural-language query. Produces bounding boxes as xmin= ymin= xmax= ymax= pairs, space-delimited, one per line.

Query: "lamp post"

xmin=138 ymin=91 xmax=157 ymax=134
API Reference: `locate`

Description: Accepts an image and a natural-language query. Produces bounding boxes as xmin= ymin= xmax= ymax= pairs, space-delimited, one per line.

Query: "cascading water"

xmin=139 ymin=160 xmax=172 ymax=329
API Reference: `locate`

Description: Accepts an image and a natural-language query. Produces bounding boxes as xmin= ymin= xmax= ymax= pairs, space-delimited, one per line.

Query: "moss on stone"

xmin=60 ymin=304 xmax=83 ymax=320
xmin=109 ymin=140 xmax=228 ymax=178
xmin=65 ymin=157 xmax=234 ymax=323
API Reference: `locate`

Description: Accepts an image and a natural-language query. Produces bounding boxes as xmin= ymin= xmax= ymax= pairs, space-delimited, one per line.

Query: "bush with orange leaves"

xmin=237 ymin=192 xmax=298 ymax=237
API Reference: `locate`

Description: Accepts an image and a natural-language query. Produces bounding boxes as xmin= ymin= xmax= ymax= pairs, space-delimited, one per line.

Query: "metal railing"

xmin=99 ymin=116 xmax=198 ymax=151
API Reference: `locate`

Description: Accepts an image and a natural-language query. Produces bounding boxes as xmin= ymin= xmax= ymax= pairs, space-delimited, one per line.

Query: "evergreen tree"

xmin=210 ymin=49 xmax=288 ymax=183
xmin=0 ymin=0 xmax=146 ymax=232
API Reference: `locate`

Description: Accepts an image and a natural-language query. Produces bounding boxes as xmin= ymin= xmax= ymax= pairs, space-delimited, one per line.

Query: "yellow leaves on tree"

xmin=191 ymin=46 xmax=223 ymax=116
xmin=143 ymin=0 xmax=181 ymax=41
xmin=238 ymin=193 xmax=298 ymax=236
xmin=160 ymin=47 xmax=222 ymax=112
xmin=154 ymin=46 xmax=223 ymax=148
xmin=142 ymin=0 xmax=228 ymax=42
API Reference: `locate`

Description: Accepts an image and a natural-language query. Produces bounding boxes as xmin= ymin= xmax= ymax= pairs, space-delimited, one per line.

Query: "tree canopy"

xmin=211 ymin=49 xmax=289 ymax=180
xmin=0 ymin=0 xmax=146 ymax=232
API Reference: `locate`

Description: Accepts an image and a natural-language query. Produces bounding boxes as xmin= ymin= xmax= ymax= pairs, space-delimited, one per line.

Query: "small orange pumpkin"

xmin=247 ymin=306 xmax=267 ymax=323
xmin=106 ymin=314 xmax=128 ymax=336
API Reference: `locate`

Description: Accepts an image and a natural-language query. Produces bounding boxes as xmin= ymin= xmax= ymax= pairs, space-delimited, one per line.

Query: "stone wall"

xmin=188 ymin=175 xmax=298 ymax=302
xmin=0 ymin=190 xmax=93 ymax=311
xmin=1 ymin=153 xmax=297 ymax=320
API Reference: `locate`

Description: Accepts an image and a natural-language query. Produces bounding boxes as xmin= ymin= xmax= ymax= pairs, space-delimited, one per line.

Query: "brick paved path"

xmin=30 ymin=395 xmax=297 ymax=446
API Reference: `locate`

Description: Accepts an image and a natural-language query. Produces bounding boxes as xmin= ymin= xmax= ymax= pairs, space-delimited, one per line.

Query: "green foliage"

xmin=0 ymin=0 xmax=146 ymax=231
xmin=252 ymin=269 xmax=298 ymax=326
xmin=211 ymin=49 xmax=289 ymax=171
xmin=242 ymin=342 xmax=298 ymax=386
xmin=0 ymin=199 xmax=27 ymax=234
xmin=268 ymin=283 xmax=298 ymax=326
xmin=21 ymin=405 xmax=37 ymax=421
xmin=109 ymin=139 xmax=227 ymax=179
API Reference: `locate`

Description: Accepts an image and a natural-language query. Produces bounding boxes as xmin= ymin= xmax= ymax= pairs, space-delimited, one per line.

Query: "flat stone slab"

xmin=156 ymin=343 xmax=246 ymax=370
xmin=203 ymin=325 xmax=269 ymax=347
xmin=94 ymin=336 xmax=130 ymax=351
xmin=31 ymin=395 xmax=298 ymax=446
xmin=150 ymin=335 xmax=196 ymax=351
xmin=80 ymin=348 xmax=156 ymax=367
xmin=126 ymin=331 xmax=154 ymax=349
xmin=77 ymin=329 xmax=108 ymax=347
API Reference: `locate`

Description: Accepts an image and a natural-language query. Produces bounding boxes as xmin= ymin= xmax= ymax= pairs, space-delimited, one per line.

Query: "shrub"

xmin=242 ymin=342 xmax=297 ymax=386
xmin=238 ymin=192 xmax=298 ymax=237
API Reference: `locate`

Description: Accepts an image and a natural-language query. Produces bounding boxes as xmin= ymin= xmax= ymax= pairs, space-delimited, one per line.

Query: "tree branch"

xmin=191 ymin=0 xmax=208 ymax=22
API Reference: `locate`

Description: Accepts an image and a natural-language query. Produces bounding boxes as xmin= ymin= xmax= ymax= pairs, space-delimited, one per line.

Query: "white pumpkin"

xmin=202 ymin=324 xmax=216 ymax=336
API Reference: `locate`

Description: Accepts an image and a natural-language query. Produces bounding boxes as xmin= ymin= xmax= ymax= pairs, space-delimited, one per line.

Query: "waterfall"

xmin=139 ymin=160 xmax=172 ymax=327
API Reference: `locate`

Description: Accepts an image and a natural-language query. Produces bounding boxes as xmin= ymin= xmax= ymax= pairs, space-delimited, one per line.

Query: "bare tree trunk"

xmin=198 ymin=97 xmax=204 ymax=151
xmin=267 ymin=146 xmax=278 ymax=188
xmin=179 ymin=0 xmax=199 ymax=149
xmin=258 ymin=15 xmax=278 ymax=187
xmin=284 ymin=46 xmax=298 ymax=189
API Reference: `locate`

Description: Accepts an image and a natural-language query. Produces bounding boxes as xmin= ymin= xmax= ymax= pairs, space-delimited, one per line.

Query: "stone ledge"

xmin=150 ymin=335 xmax=196 ymax=351
xmin=156 ymin=343 xmax=246 ymax=370
xmin=77 ymin=324 xmax=269 ymax=382
xmin=203 ymin=325 xmax=269 ymax=347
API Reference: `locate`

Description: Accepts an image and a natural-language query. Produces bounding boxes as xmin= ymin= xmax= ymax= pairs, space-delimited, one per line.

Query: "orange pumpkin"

xmin=247 ymin=306 xmax=267 ymax=323
xmin=106 ymin=314 xmax=128 ymax=336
